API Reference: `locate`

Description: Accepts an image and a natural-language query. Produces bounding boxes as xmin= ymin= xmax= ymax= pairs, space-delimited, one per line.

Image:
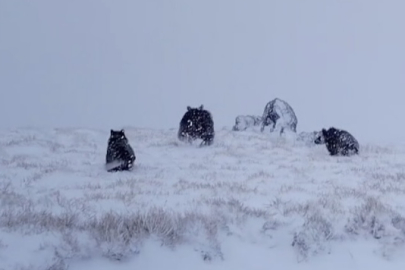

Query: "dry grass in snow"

xmin=1 ymin=127 xmax=405 ymax=269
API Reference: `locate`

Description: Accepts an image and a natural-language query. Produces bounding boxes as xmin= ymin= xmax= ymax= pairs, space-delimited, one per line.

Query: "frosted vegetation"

xmin=1 ymin=127 xmax=405 ymax=269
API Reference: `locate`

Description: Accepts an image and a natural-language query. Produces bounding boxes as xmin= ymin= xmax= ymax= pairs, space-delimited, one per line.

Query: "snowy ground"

xmin=1 ymin=126 xmax=405 ymax=270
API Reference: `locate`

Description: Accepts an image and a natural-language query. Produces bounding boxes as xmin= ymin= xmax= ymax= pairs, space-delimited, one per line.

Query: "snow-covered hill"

xmin=1 ymin=127 xmax=405 ymax=270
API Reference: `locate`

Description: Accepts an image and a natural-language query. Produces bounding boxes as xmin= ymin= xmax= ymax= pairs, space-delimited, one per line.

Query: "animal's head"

xmin=187 ymin=104 xmax=203 ymax=111
xmin=181 ymin=105 xmax=207 ymax=133
xmin=314 ymin=130 xmax=326 ymax=144
xmin=315 ymin=128 xmax=339 ymax=143
xmin=109 ymin=129 xmax=128 ymax=143
xmin=185 ymin=105 xmax=204 ymax=115
xmin=322 ymin=127 xmax=339 ymax=139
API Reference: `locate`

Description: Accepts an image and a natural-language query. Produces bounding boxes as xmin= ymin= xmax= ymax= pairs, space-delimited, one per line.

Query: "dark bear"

xmin=314 ymin=127 xmax=359 ymax=156
xmin=261 ymin=98 xmax=298 ymax=134
xmin=232 ymin=115 xmax=262 ymax=131
xmin=105 ymin=129 xmax=136 ymax=172
xmin=178 ymin=105 xmax=215 ymax=146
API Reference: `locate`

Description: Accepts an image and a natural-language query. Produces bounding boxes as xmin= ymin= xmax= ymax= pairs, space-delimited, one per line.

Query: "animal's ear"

xmin=110 ymin=129 xmax=114 ymax=135
xmin=321 ymin=129 xmax=327 ymax=136
xmin=121 ymin=129 xmax=125 ymax=133
xmin=187 ymin=106 xmax=191 ymax=111
xmin=199 ymin=105 xmax=203 ymax=110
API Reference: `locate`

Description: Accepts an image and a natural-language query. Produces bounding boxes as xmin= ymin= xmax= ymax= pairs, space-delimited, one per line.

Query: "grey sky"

xmin=1 ymin=0 xmax=404 ymax=143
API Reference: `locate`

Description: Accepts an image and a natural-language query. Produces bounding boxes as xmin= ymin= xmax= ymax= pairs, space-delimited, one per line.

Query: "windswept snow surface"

xmin=1 ymin=127 xmax=405 ymax=269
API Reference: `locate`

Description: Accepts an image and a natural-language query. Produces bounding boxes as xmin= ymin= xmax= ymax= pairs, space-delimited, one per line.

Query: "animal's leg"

xmin=328 ymin=147 xmax=339 ymax=156
xmin=201 ymin=132 xmax=214 ymax=146
xmin=269 ymin=122 xmax=276 ymax=133
xmin=107 ymin=164 xmax=122 ymax=172
xmin=179 ymin=133 xmax=193 ymax=144
xmin=260 ymin=122 xmax=265 ymax=132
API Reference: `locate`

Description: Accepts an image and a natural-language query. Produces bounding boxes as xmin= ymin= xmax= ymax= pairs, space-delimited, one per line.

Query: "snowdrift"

xmin=1 ymin=127 xmax=405 ymax=270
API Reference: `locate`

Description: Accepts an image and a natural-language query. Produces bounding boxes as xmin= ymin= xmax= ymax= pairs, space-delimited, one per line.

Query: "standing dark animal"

xmin=314 ymin=127 xmax=359 ymax=156
xmin=232 ymin=115 xmax=262 ymax=131
xmin=261 ymin=98 xmax=298 ymax=134
xmin=105 ymin=129 xmax=136 ymax=172
xmin=178 ymin=105 xmax=215 ymax=146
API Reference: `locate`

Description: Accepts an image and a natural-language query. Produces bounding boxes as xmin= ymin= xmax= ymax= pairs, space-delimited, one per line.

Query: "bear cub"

xmin=105 ymin=129 xmax=136 ymax=172
xmin=178 ymin=105 xmax=215 ymax=146
xmin=315 ymin=127 xmax=359 ymax=156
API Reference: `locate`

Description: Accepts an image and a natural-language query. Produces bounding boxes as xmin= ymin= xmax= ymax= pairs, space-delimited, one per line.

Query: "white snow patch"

xmin=1 ymin=127 xmax=405 ymax=269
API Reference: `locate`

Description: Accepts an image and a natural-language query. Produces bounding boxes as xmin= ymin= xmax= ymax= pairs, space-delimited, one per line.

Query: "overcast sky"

xmin=1 ymin=0 xmax=404 ymax=143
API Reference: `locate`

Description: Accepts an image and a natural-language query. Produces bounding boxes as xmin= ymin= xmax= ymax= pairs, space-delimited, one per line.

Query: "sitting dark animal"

xmin=314 ymin=127 xmax=359 ymax=156
xmin=105 ymin=129 xmax=136 ymax=172
xmin=178 ymin=105 xmax=215 ymax=146
xmin=261 ymin=98 xmax=298 ymax=134
xmin=232 ymin=115 xmax=262 ymax=131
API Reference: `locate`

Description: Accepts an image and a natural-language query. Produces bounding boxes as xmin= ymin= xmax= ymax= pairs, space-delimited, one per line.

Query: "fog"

xmin=1 ymin=0 xmax=405 ymax=143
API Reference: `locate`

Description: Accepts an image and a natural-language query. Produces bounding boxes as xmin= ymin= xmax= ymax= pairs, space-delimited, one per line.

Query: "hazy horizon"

xmin=1 ymin=0 xmax=405 ymax=143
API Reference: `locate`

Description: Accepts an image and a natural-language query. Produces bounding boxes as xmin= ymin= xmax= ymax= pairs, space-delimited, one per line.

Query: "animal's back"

xmin=339 ymin=129 xmax=359 ymax=151
xmin=274 ymin=99 xmax=297 ymax=124
xmin=263 ymin=98 xmax=297 ymax=131
xmin=106 ymin=138 xmax=136 ymax=171
xmin=323 ymin=128 xmax=359 ymax=156
xmin=233 ymin=115 xmax=262 ymax=131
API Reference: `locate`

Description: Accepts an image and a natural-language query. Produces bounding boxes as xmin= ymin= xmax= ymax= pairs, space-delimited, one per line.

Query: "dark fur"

xmin=315 ymin=127 xmax=359 ymax=156
xmin=106 ymin=129 xmax=136 ymax=172
xmin=178 ymin=105 xmax=215 ymax=146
